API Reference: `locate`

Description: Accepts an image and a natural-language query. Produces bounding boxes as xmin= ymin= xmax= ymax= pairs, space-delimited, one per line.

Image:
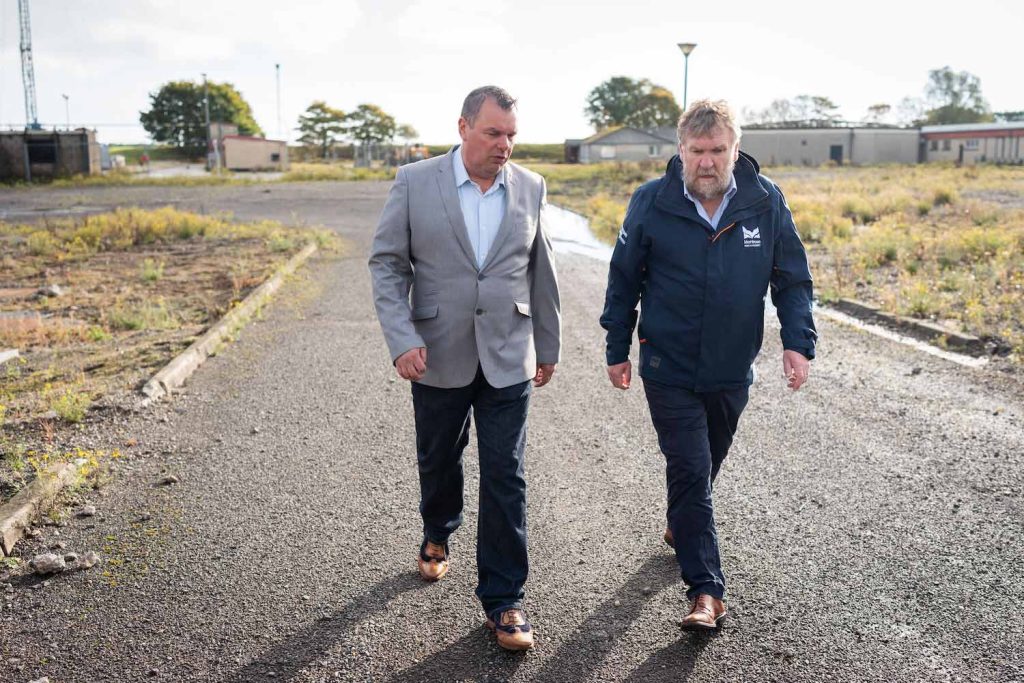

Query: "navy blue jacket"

xmin=600 ymin=152 xmax=817 ymax=392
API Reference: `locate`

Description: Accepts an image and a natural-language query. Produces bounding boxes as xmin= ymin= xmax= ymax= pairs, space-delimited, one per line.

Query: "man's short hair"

xmin=676 ymin=99 xmax=741 ymax=145
xmin=461 ymin=86 xmax=517 ymax=126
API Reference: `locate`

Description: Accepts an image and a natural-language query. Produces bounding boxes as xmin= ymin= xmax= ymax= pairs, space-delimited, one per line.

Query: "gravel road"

xmin=1 ymin=181 xmax=1022 ymax=682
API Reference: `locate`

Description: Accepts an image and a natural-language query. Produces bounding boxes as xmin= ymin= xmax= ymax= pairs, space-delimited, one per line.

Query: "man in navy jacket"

xmin=601 ymin=99 xmax=817 ymax=630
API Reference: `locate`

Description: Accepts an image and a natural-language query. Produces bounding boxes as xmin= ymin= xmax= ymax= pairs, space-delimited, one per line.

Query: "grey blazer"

xmin=368 ymin=148 xmax=561 ymax=389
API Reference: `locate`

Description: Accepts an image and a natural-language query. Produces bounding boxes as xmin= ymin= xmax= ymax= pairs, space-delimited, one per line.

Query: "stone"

xmin=77 ymin=505 xmax=97 ymax=518
xmin=157 ymin=474 xmax=179 ymax=486
xmin=49 ymin=540 xmax=66 ymax=551
xmin=64 ymin=552 xmax=79 ymax=565
xmin=37 ymin=284 xmax=64 ymax=298
xmin=29 ymin=553 xmax=66 ymax=575
xmin=81 ymin=551 xmax=101 ymax=569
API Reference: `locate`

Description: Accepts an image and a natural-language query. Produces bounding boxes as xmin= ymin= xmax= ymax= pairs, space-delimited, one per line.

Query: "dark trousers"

xmin=411 ymin=367 xmax=532 ymax=615
xmin=642 ymin=378 xmax=749 ymax=600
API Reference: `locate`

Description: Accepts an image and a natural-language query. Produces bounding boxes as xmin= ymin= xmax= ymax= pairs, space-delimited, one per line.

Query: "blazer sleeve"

xmin=529 ymin=178 xmax=562 ymax=365
xmin=769 ymin=184 xmax=818 ymax=359
xmin=368 ymin=166 xmax=426 ymax=362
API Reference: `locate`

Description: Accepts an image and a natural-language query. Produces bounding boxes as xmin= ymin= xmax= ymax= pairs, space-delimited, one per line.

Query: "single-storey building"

xmin=738 ymin=127 xmax=920 ymax=166
xmin=568 ymin=126 xmax=677 ymax=164
xmin=920 ymin=122 xmax=1024 ymax=165
xmin=218 ymin=135 xmax=289 ymax=172
xmin=0 ymin=129 xmax=101 ymax=181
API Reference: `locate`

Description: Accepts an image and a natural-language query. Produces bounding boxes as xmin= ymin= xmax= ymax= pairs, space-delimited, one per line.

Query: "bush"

xmin=26 ymin=230 xmax=58 ymax=256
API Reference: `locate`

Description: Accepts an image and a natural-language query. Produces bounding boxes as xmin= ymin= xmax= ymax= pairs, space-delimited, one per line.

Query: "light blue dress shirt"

xmin=453 ymin=145 xmax=507 ymax=267
xmin=683 ymin=172 xmax=738 ymax=231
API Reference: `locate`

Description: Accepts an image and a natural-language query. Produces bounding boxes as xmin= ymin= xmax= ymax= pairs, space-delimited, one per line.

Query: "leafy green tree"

xmin=865 ymin=103 xmax=892 ymax=124
xmin=923 ymin=66 xmax=992 ymax=125
xmin=347 ymin=104 xmax=397 ymax=145
xmin=296 ymin=101 xmax=347 ymax=159
xmin=140 ymin=80 xmax=263 ymax=156
xmin=584 ymin=76 xmax=681 ymax=131
xmin=396 ymin=124 xmax=419 ymax=143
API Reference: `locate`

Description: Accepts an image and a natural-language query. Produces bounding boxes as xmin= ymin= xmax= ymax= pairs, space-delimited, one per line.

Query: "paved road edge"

xmin=141 ymin=242 xmax=319 ymax=402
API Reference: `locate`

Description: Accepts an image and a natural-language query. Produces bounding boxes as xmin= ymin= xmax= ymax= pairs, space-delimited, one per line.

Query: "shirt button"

xmin=476 ymin=308 xmax=485 ymax=315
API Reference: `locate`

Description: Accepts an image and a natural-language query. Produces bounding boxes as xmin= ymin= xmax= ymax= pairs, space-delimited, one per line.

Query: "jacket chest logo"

xmin=742 ymin=226 xmax=761 ymax=248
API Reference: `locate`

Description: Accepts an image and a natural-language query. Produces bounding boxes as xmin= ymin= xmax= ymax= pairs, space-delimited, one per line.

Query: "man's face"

xmin=458 ymin=98 xmax=517 ymax=182
xmin=679 ymin=126 xmax=740 ymax=201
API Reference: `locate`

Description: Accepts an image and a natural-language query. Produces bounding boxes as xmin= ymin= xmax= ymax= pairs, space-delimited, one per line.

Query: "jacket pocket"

xmin=514 ymin=301 xmax=531 ymax=317
xmin=410 ymin=304 xmax=438 ymax=321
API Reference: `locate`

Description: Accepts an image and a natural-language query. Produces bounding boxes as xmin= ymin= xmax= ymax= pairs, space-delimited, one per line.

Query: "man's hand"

xmin=534 ymin=363 xmax=556 ymax=388
xmin=783 ymin=350 xmax=810 ymax=391
xmin=395 ymin=347 xmax=427 ymax=381
xmin=607 ymin=360 xmax=632 ymax=390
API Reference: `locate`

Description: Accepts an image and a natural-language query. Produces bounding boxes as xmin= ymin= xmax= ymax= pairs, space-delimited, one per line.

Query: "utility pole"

xmin=62 ymin=94 xmax=69 ymax=130
xmin=202 ymin=73 xmax=220 ymax=172
xmin=275 ymin=63 xmax=282 ymax=140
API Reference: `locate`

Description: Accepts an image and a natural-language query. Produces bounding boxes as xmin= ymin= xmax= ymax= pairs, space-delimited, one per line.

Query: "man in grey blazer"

xmin=368 ymin=85 xmax=560 ymax=651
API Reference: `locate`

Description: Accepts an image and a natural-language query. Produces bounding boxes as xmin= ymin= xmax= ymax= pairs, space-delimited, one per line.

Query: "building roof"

xmin=222 ymin=134 xmax=287 ymax=144
xmin=581 ymin=126 xmax=676 ymax=146
xmin=920 ymin=122 xmax=1024 ymax=134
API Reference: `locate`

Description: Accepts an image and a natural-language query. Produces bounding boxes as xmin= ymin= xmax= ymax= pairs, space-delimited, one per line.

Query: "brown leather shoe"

xmin=417 ymin=539 xmax=449 ymax=582
xmin=663 ymin=527 xmax=674 ymax=547
xmin=681 ymin=594 xmax=727 ymax=631
xmin=486 ymin=608 xmax=535 ymax=651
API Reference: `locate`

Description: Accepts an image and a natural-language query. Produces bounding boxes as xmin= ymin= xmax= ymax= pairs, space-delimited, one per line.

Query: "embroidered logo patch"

xmin=742 ymin=226 xmax=761 ymax=248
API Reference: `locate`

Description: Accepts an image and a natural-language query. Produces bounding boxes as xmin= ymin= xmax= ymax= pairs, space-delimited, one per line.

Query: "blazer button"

xmin=477 ymin=273 xmax=485 ymax=281
xmin=476 ymin=308 xmax=485 ymax=315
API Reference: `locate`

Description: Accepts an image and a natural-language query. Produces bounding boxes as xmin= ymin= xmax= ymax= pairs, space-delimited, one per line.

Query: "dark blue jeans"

xmin=411 ymin=367 xmax=532 ymax=615
xmin=642 ymin=378 xmax=749 ymax=600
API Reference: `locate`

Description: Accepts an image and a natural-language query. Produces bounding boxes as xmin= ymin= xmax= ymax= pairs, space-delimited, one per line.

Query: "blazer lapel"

xmin=479 ymin=166 xmax=517 ymax=272
xmin=436 ymin=148 xmax=478 ymax=268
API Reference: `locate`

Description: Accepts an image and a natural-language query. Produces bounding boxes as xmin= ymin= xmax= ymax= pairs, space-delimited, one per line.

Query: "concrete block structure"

xmin=0 ymin=129 xmax=101 ymax=181
xmin=739 ymin=127 xmax=920 ymax=166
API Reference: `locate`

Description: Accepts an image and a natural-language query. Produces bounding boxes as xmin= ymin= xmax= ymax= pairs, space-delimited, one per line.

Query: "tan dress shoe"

xmin=417 ymin=540 xmax=449 ymax=582
xmin=486 ymin=608 xmax=535 ymax=651
xmin=681 ymin=594 xmax=727 ymax=630
xmin=664 ymin=527 xmax=674 ymax=547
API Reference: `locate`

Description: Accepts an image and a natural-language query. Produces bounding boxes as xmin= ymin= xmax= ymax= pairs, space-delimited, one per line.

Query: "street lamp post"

xmin=61 ymin=93 xmax=69 ymax=130
xmin=677 ymin=42 xmax=697 ymax=111
xmin=202 ymin=73 xmax=221 ymax=172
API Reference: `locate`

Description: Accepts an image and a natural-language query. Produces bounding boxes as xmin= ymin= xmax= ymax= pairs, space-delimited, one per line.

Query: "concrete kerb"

xmin=0 ymin=460 xmax=83 ymax=556
xmin=141 ymin=241 xmax=319 ymax=403
xmin=827 ymin=297 xmax=986 ymax=355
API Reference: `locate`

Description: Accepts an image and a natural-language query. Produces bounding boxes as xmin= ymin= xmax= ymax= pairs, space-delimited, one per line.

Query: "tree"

xmin=994 ymin=111 xmax=1024 ymax=122
xmin=396 ymin=124 xmax=419 ymax=143
xmin=922 ymin=66 xmax=992 ymax=125
xmin=584 ymin=76 xmax=681 ymax=131
xmin=296 ymin=101 xmax=347 ymax=159
xmin=140 ymin=80 xmax=263 ymax=156
xmin=865 ymin=103 xmax=892 ymax=124
xmin=347 ymin=104 xmax=397 ymax=145
xmin=743 ymin=95 xmax=841 ymax=127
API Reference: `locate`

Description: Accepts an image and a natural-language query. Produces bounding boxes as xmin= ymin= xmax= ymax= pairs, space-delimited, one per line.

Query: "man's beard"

xmin=683 ymin=159 xmax=735 ymax=201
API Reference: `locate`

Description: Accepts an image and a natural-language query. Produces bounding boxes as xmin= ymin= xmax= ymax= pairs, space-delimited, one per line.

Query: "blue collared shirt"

xmin=453 ymin=145 xmax=506 ymax=267
xmin=682 ymin=173 xmax=738 ymax=231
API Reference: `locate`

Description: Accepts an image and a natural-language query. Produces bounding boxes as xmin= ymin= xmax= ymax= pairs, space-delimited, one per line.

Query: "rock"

xmin=49 ymin=540 xmax=66 ymax=551
xmin=29 ymin=553 xmax=66 ymax=575
xmin=3 ymin=583 xmax=13 ymax=593
xmin=80 ymin=552 xmax=101 ymax=569
xmin=77 ymin=505 xmax=97 ymax=518
xmin=37 ymin=284 xmax=63 ymax=298
xmin=28 ymin=677 xmax=50 ymax=683
xmin=251 ymin=426 xmax=260 ymax=434
xmin=156 ymin=474 xmax=179 ymax=486
xmin=64 ymin=552 xmax=79 ymax=565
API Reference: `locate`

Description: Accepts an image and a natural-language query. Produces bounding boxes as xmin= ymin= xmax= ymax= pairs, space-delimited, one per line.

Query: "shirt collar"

xmin=682 ymin=171 xmax=738 ymax=204
xmin=453 ymin=145 xmax=506 ymax=191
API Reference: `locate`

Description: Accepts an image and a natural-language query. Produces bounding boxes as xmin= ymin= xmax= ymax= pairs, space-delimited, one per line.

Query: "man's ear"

xmin=458 ymin=117 xmax=469 ymax=141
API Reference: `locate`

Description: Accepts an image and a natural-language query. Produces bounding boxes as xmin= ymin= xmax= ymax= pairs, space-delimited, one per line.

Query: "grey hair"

xmin=676 ymin=99 xmax=742 ymax=145
xmin=461 ymin=86 xmax=517 ymax=126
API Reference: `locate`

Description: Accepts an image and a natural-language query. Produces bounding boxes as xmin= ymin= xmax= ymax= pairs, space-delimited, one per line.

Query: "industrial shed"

xmin=0 ymin=129 xmax=101 ymax=181
xmin=921 ymin=122 xmax=1024 ymax=165
xmin=738 ymin=127 xmax=920 ymax=166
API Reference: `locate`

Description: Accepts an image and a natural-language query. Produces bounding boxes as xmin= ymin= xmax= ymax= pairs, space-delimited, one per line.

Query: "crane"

xmin=18 ymin=0 xmax=41 ymax=129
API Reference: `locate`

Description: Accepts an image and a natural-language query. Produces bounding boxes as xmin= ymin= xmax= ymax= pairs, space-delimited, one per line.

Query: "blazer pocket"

xmin=514 ymin=301 xmax=531 ymax=317
xmin=410 ymin=304 xmax=439 ymax=321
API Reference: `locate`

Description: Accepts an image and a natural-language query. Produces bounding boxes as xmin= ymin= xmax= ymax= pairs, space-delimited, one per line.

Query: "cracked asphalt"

xmin=1 ymin=181 xmax=1022 ymax=682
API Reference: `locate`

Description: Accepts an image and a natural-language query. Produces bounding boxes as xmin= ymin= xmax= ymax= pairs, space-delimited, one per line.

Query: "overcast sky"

xmin=0 ymin=0 xmax=1019 ymax=145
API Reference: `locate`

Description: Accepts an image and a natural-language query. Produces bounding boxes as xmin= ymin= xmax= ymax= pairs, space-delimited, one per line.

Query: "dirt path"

xmin=1 ymin=181 xmax=1021 ymax=682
